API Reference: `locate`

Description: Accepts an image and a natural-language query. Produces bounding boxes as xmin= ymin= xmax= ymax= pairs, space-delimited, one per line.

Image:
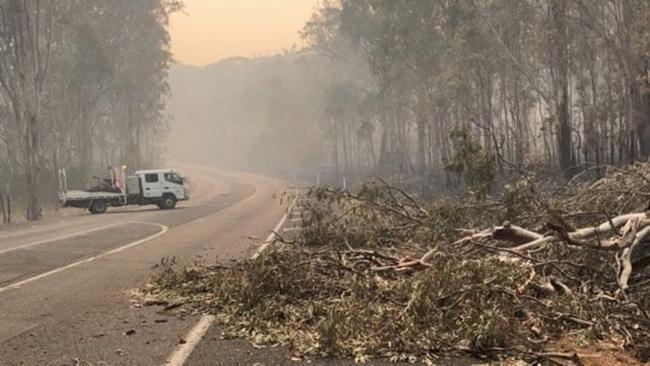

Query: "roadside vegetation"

xmin=0 ymin=0 xmax=180 ymax=223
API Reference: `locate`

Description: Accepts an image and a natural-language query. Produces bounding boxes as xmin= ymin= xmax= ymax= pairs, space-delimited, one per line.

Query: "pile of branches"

xmin=145 ymin=163 xmax=650 ymax=364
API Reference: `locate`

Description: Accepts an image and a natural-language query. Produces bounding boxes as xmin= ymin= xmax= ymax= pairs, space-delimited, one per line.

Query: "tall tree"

xmin=0 ymin=0 xmax=56 ymax=220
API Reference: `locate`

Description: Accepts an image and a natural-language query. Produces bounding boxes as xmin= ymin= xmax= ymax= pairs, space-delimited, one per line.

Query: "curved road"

xmin=0 ymin=165 xmax=287 ymax=366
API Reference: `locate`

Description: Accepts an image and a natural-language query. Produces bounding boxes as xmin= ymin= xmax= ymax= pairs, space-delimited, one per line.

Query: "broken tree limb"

xmin=493 ymin=223 xmax=545 ymax=244
xmin=452 ymin=223 xmax=544 ymax=248
xmin=443 ymin=210 xmax=650 ymax=291
xmin=456 ymin=212 xmax=650 ymax=253
xmin=570 ymin=212 xmax=648 ymax=240
xmin=511 ymin=236 xmax=556 ymax=252
xmin=617 ymin=224 xmax=650 ymax=290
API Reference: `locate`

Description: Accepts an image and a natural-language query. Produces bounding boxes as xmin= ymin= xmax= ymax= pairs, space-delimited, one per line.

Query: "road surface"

xmin=0 ymin=165 xmax=288 ymax=366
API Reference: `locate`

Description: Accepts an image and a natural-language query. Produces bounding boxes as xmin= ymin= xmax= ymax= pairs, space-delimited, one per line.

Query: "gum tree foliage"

xmin=445 ymin=126 xmax=496 ymax=199
xmin=0 ymin=0 xmax=180 ymax=221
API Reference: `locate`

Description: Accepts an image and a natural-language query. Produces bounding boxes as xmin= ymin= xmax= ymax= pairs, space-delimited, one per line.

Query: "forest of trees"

xmin=303 ymin=0 xmax=650 ymax=187
xmin=3 ymin=0 xmax=648 ymax=222
xmin=0 ymin=0 xmax=180 ymax=222
xmin=172 ymin=0 xmax=650 ymax=196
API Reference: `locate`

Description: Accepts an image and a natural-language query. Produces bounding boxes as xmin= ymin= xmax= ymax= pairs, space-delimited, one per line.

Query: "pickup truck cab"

xmin=134 ymin=170 xmax=189 ymax=207
xmin=58 ymin=167 xmax=190 ymax=214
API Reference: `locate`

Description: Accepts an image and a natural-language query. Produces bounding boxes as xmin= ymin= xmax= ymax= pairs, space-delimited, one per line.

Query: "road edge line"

xmin=0 ymin=222 xmax=168 ymax=294
xmin=165 ymin=314 xmax=216 ymax=366
xmin=164 ymin=190 xmax=299 ymax=366
xmin=0 ymin=222 xmax=132 ymax=256
xmin=251 ymin=195 xmax=297 ymax=259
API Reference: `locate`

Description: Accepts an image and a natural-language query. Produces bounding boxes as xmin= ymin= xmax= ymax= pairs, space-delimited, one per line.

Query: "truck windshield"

xmin=164 ymin=172 xmax=183 ymax=185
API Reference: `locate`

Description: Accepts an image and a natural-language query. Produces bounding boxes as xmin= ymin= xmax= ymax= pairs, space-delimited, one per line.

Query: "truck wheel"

xmin=89 ymin=200 xmax=108 ymax=214
xmin=159 ymin=195 xmax=177 ymax=210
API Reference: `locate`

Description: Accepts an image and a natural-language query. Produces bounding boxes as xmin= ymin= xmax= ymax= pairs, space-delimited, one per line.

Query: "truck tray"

xmin=60 ymin=190 xmax=124 ymax=202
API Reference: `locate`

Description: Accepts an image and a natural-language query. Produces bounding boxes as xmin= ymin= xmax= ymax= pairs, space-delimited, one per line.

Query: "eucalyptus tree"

xmin=99 ymin=0 xmax=181 ymax=169
xmin=44 ymin=1 xmax=114 ymax=180
xmin=573 ymin=0 xmax=650 ymax=161
xmin=0 ymin=0 xmax=57 ymax=220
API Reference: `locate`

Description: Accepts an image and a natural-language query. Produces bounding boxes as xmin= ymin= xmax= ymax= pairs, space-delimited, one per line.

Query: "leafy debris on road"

xmin=143 ymin=163 xmax=650 ymax=365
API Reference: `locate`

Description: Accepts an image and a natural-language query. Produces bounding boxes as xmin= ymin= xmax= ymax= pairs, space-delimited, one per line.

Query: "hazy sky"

xmin=170 ymin=0 xmax=319 ymax=66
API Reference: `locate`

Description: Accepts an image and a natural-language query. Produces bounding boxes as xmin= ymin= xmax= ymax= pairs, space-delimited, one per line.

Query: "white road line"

xmin=0 ymin=222 xmax=74 ymax=240
xmin=282 ymin=227 xmax=302 ymax=233
xmin=0 ymin=222 xmax=168 ymax=294
xmin=164 ymin=192 xmax=299 ymax=366
xmin=165 ymin=315 xmax=216 ymax=366
xmin=0 ymin=222 xmax=131 ymax=256
xmin=252 ymin=195 xmax=298 ymax=260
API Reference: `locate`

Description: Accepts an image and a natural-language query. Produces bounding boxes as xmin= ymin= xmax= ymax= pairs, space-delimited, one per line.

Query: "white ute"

xmin=58 ymin=167 xmax=190 ymax=214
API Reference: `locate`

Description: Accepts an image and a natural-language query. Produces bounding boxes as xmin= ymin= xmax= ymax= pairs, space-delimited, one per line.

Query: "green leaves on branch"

xmin=445 ymin=127 xmax=496 ymax=199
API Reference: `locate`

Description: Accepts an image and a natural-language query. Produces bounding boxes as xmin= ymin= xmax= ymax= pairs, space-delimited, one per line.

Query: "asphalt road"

xmin=0 ymin=165 xmax=288 ymax=366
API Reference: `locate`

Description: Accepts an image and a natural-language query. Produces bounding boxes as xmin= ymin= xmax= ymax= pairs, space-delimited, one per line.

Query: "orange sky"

xmin=170 ymin=0 xmax=319 ymax=66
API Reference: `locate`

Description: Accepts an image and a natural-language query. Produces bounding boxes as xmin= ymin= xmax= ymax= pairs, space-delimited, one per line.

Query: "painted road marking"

xmin=282 ymin=226 xmax=302 ymax=233
xmin=0 ymin=222 xmax=133 ymax=256
xmin=165 ymin=192 xmax=299 ymax=366
xmin=251 ymin=196 xmax=297 ymax=260
xmin=165 ymin=314 xmax=216 ymax=366
xmin=0 ymin=222 xmax=168 ymax=294
xmin=0 ymin=220 xmax=95 ymax=241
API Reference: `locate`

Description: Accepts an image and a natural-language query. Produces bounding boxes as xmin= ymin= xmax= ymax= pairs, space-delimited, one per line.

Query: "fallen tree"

xmin=143 ymin=163 xmax=650 ymax=364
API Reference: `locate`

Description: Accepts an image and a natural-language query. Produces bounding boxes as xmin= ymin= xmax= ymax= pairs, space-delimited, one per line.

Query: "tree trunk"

xmin=79 ymin=106 xmax=94 ymax=174
xmin=25 ymin=114 xmax=42 ymax=221
xmin=331 ymin=117 xmax=340 ymax=183
xmin=633 ymin=79 xmax=650 ymax=159
xmin=0 ymin=192 xmax=6 ymax=224
xmin=342 ymin=118 xmax=349 ymax=179
xmin=416 ymin=115 xmax=426 ymax=175
xmin=551 ymin=0 xmax=574 ymax=175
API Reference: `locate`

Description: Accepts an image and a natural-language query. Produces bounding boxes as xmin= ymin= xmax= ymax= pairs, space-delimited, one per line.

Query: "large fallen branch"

xmin=368 ymin=208 xmax=650 ymax=293
xmin=441 ymin=211 xmax=650 ymax=291
xmin=618 ymin=224 xmax=650 ymax=289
